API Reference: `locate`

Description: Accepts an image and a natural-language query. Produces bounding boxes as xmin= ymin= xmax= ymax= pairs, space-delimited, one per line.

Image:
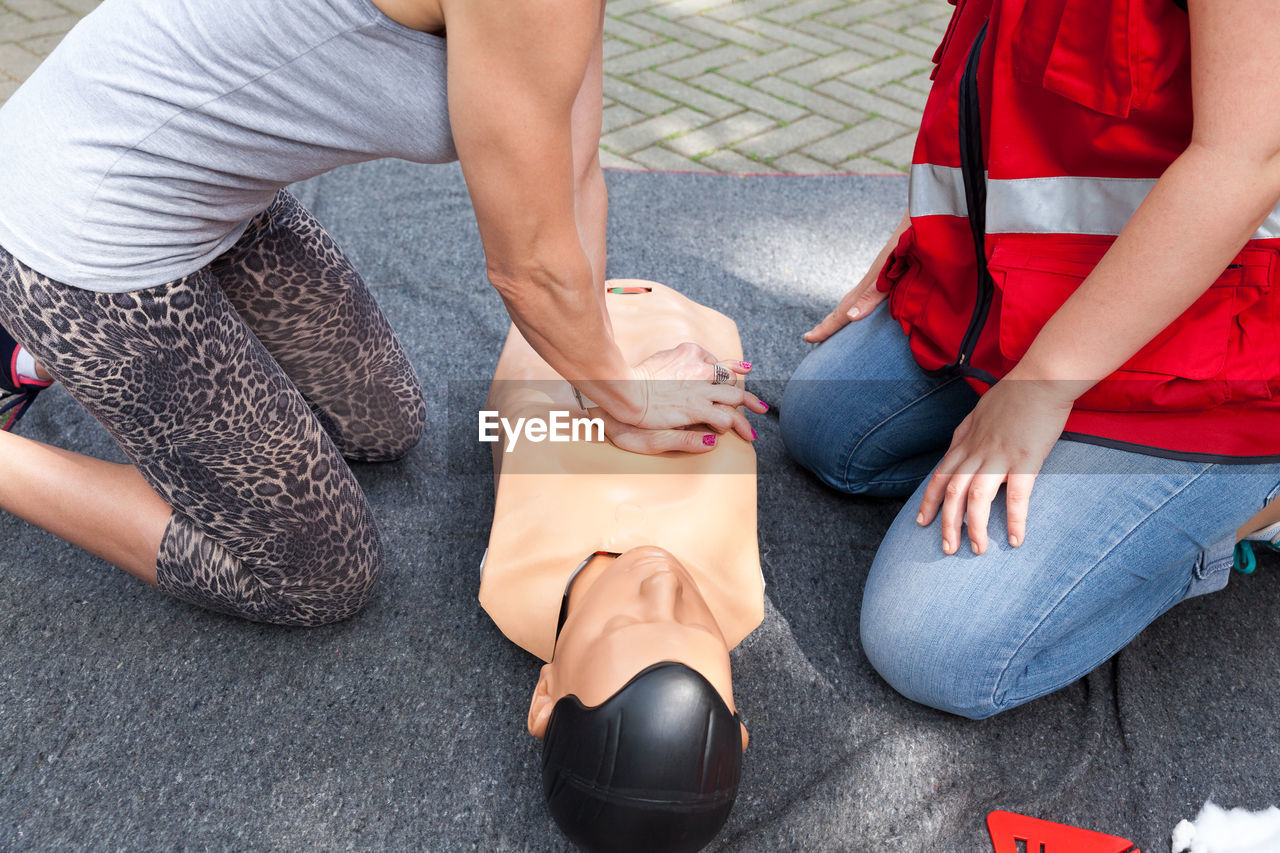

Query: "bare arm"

xmin=444 ymin=0 xmax=634 ymax=413
xmin=443 ymin=0 xmax=762 ymax=442
xmin=569 ymin=3 xmax=608 ymax=290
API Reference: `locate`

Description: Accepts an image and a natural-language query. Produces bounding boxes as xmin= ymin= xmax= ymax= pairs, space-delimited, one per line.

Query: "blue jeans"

xmin=780 ymin=306 xmax=1280 ymax=719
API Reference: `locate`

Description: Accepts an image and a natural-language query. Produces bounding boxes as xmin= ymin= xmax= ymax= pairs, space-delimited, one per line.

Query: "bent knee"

xmin=780 ymin=374 xmax=855 ymax=491
xmin=259 ymin=542 xmax=383 ymax=627
xmin=160 ymin=509 xmax=384 ymax=627
xmin=859 ymin=592 xmax=1007 ymax=720
xmin=324 ymin=382 xmax=427 ymax=463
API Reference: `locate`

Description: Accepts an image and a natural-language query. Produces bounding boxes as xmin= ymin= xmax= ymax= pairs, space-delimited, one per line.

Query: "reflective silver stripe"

xmin=908 ymin=164 xmax=1280 ymax=240
xmin=988 ymin=176 xmax=1151 ymax=236
xmin=908 ymin=163 xmax=967 ymax=219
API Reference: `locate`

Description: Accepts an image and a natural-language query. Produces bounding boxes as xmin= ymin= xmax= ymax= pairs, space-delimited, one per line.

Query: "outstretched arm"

xmin=444 ymin=0 xmax=764 ymax=442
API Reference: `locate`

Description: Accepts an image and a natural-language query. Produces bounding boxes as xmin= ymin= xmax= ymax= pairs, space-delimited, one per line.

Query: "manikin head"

xmin=527 ymin=546 xmax=748 ymax=853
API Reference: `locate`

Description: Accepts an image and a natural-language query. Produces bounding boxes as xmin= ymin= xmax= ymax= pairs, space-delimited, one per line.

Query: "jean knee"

xmin=859 ymin=579 xmax=1005 ymax=720
xmin=781 ymin=366 xmax=874 ymax=492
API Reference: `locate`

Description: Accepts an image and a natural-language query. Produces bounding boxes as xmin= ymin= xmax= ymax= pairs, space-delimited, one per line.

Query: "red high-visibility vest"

xmin=881 ymin=0 xmax=1280 ymax=461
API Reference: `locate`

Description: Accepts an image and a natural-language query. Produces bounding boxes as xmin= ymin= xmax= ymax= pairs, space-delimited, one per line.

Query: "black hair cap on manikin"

xmin=540 ymin=662 xmax=743 ymax=853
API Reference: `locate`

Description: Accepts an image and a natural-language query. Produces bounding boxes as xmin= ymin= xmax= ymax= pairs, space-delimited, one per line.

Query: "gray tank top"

xmin=0 ymin=0 xmax=457 ymax=292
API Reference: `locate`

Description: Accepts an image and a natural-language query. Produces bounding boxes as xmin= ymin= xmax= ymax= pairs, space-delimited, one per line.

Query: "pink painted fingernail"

xmin=750 ymin=428 xmax=758 ymax=439
xmin=703 ymin=434 xmax=717 ymax=447
xmin=759 ymin=401 xmax=770 ymax=411
xmin=739 ymin=361 xmax=752 ymax=370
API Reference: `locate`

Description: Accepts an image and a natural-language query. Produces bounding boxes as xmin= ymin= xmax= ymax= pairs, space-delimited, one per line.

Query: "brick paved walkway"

xmin=0 ymin=0 xmax=949 ymax=174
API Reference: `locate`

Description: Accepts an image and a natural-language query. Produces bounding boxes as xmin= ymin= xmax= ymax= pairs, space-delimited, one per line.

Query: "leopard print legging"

xmin=0 ymin=191 xmax=426 ymax=626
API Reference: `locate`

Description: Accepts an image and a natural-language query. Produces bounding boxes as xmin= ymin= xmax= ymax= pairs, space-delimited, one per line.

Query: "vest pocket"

xmin=1011 ymin=0 xmax=1144 ymax=118
xmin=990 ymin=240 xmax=1276 ymax=413
xmin=882 ymin=226 xmax=939 ymax=331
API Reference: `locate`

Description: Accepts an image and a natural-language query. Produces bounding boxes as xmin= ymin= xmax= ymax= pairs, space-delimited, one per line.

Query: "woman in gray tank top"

xmin=0 ymin=0 xmax=768 ymax=626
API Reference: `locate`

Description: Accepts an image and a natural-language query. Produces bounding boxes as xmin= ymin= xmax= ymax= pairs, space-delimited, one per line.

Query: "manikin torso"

xmin=479 ymin=281 xmax=764 ymax=663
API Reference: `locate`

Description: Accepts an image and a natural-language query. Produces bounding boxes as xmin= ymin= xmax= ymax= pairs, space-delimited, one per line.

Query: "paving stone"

xmin=878 ymin=81 xmax=929 ymax=111
xmin=753 ymin=75 xmax=868 ymax=124
xmin=792 ymin=19 xmax=897 ymax=56
xmin=664 ymin=110 xmax=777 ymax=157
xmin=735 ymin=114 xmax=843 ymax=158
xmin=622 ymin=12 xmax=722 ymax=48
xmin=0 ymin=12 xmax=79 ymax=41
xmin=847 ymin=20 xmax=937 ymax=53
xmin=732 ymin=17 xmax=843 ymax=55
xmin=599 ymin=106 xmax=710 ymax=154
xmin=800 ymin=116 xmax=908 ymax=163
xmin=0 ymin=78 xmax=19 ymax=100
xmin=604 ymin=38 xmax=640 ymax=61
xmin=598 ymin=148 xmax=645 ymax=170
xmin=899 ymin=68 xmax=937 ymax=94
xmin=676 ymin=15 xmax=782 ymax=51
xmin=841 ymin=53 xmax=932 ymax=90
xmin=0 ymin=42 xmax=41 ymax=79
xmin=705 ymin=0 xmax=785 ymax=23
xmin=688 ymin=72 xmax=808 ymax=121
xmin=604 ymin=16 xmax=668 ymax=48
xmin=627 ymin=144 xmax=716 ymax=172
xmin=603 ymin=0 xmax=667 ymax=17
xmin=779 ymin=48 xmax=874 ymax=86
xmin=817 ymin=0 xmax=901 ymax=26
xmin=842 ymin=155 xmax=907 ymax=174
xmin=627 ymin=69 xmax=741 ymax=117
xmin=625 ymin=70 xmax=740 ymax=118
xmin=660 ymin=0 xmax=739 ymax=17
xmin=602 ymin=103 xmax=646 ymax=135
xmin=904 ymin=14 xmax=952 ymax=42
xmin=700 ymin=148 xmax=779 ymax=173
xmin=605 ymin=39 xmax=699 ymax=75
xmin=49 ymin=0 xmax=98 ymax=13
xmin=657 ymin=43 xmax=754 ymax=79
xmin=3 ymin=0 xmax=65 ymax=20
xmin=871 ymin=4 xmax=950 ymax=29
xmin=866 ymin=131 xmax=917 ymax=169
xmin=763 ymin=0 xmax=849 ymax=25
xmin=814 ymin=78 xmax=924 ymax=125
xmin=18 ymin=32 xmax=63 ymax=55
xmin=717 ymin=46 xmax=815 ymax=82
xmin=602 ymin=75 xmax=679 ymax=115
xmin=771 ymin=151 xmax=847 ymax=174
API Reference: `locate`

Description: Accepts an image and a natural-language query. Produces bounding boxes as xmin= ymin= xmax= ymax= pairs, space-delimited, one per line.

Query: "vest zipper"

xmin=954 ymin=20 xmax=992 ymax=376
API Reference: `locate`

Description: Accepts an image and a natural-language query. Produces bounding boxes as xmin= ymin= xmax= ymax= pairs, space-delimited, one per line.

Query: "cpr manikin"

xmin=480 ymin=281 xmax=765 ymax=853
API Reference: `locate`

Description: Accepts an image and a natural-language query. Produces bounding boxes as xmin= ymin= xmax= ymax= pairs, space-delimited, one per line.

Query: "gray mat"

xmin=3 ymin=160 xmax=1277 ymax=852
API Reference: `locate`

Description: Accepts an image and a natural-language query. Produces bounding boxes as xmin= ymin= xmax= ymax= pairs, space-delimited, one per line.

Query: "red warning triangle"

xmin=987 ymin=810 xmax=1139 ymax=853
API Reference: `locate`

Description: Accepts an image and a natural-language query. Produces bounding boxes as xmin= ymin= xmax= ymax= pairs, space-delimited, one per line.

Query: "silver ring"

xmin=711 ymin=364 xmax=734 ymax=385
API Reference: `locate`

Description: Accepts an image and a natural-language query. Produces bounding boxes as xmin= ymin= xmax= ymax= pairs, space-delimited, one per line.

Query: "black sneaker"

xmin=0 ymin=324 xmax=52 ymax=431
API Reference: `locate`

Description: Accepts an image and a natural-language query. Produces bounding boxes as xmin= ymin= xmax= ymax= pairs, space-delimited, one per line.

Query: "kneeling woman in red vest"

xmin=781 ymin=0 xmax=1280 ymax=718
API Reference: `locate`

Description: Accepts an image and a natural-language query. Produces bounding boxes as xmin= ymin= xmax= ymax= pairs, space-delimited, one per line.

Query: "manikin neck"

xmin=564 ymin=552 xmax=618 ymax=613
